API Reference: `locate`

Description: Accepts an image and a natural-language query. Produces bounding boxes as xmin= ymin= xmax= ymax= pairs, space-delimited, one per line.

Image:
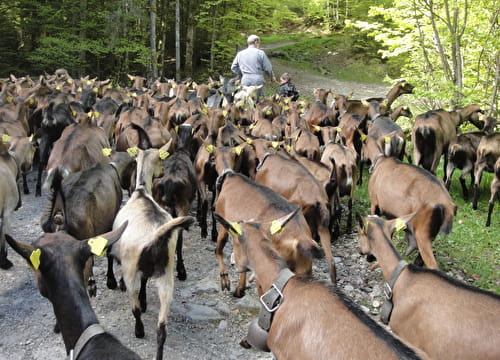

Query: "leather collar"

xmin=380 ymin=260 xmax=408 ymax=324
xmin=69 ymin=323 xmax=106 ymax=360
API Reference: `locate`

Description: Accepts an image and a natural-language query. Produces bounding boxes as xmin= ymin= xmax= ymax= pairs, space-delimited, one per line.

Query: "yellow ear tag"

xmin=93 ymin=87 xmax=99 ymax=93
xmin=29 ymin=249 xmax=42 ymax=270
xmin=55 ymin=85 xmax=61 ymax=90
xmin=249 ymin=123 xmax=256 ymax=130
xmin=93 ymin=111 xmax=100 ymax=118
xmin=294 ymin=135 xmax=299 ymax=142
xmin=222 ymin=110 xmax=228 ymax=117
xmin=77 ymin=87 xmax=83 ymax=92
xmin=200 ymin=108 xmax=208 ymax=115
xmin=2 ymin=134 xmax=11 ymax=143
xmin=72 ymin=110 xmax=77 ymax=116
xmin=286 ymin=145 xmax=293 ymax=152
xmin=175 ymin=125 xmax=179 ymax=133
xmin=270 ymin=220 xmax=283 ymax=235
xmin=131 ymin=92 xmax=137 ymax=97
xmin=246 ymin=138 xmax=253 ymax=145
xmin=29 ymin=135 xmax=33 ymax=142
xmin=102 ymin=148 xmax=112 ymax=157
xmin=235 ymin=146 xmax=243 ymax=156
xmin=88 ymin=236 xmax=107 ymax=257
xmin=29 ymin=98 xmax=35 ymax=104
xmin=284 ymin=105 xmax=290 ymax=111
xmin=394 ymin=218 xmax=407 ymax=232
xmin=384 ymin=136 xmax=390 ymax=144
xmin=159 ymin=149 xmax=170 ymax=160
xmin=265 ymin=109 xmax=272 ymax=115
xmin=87 ymin=111 xmax=92 ymax=117
xmin=336 ymin=127 xmax=342 ymax=133
xmin=127 ymin=146 xmax=138 ymax=157
xmin=363 ymin=220 xmax=369 ymax=234
xmin=313 ymin=125 xmax=321 ymax=133
xmin=86 ymin=80 xmax=92 ymax=86
xmin=360 ymin=133 xmax=367 ymax=142
xmin=229 ymin=222 xmax=242 ymax=237
xmin=205 ymin=144 xmax=214 ymax=153
xmin=172 ymin=83 xmax=177 ymax=88
xmin=271 ymin=141 xmax=279 ymax=149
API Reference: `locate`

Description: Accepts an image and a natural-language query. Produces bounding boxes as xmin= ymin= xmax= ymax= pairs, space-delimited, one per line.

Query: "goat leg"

xmin=176 ymin=231 xmax=187 ymax=281
xmin=156 ymin=322 xmax=167 ymax=360
xmin=139 ymin=277 xmax=148 ymax=313
xmin=106 ymin=254 xmax=117 ymax=289
xmin=23 ymin=174 xmax=30 ymax=194
xmin=132 ymin=307 xmax=145 ymax=338
xmin=0 ymin=246 xmax=13 ymax=269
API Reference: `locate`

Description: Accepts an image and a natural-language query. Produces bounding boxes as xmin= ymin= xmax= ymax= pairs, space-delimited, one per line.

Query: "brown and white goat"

xmin=0 ymin=141 xmax=21 ymax=269
xmin=214 ymin=170 xmax=324 ymax=297
xmin=472 ymin=133 xmax=500 ymax=210
xmin=5 ymin=225 xmax=142 ymax=359
xmin=214 ymin=212 xmax=424 ymax=360
xmin=357 ymin=214 xmax=500 ymax=360
xmin=255 ymin=152 xmax=336 ymax=282
xmin=411 ymin=104 xmax=484 ymax=178
xmin=368 ymin=156 xmax=457 ymax=269
xmin=110 ymin=146 xmax=195 ymax=360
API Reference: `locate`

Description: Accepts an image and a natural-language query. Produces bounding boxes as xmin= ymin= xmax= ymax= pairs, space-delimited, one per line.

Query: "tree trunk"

xmin=175 ymin=0 xmax=181 ymax=81
xmin=149 ymin=0 xmax=158 ymax=81
xmin=184 ymin=0 xmax=197 ymax=76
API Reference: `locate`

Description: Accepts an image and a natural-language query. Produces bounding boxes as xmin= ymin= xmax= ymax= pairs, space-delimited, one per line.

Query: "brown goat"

xmin=44 ymin=121 xmax=111 ymax=191
xmin=321 ymin=141 xmax=358 ymax=236
xmin=368 ymin=156 xmax=456 ymax=269
xmin=214 ymin=212 xmax=424 ymax=360
xmin=255 ymin=152 xmax=336 ymax=282
xmin=472 ymin=133 xmax=500 ymax=210
xmin=8 ymin=135 xmax=36 ymax=194
xmin=445 ymin=131 xmax=483 ymax=199
xmin=486 ymin=157 xmax=500 ymax=227
xmin=411 ymin=104 xmax=484 ymax=178
xmin=357 ymin=214 xmax=500 ymax=360
xmin=214 ymin=170 xmax=323 ymax=297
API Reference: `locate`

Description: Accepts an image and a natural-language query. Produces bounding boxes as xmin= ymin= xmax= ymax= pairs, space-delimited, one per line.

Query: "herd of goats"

xmin=0 ymin=68 xmax=499 ymax=359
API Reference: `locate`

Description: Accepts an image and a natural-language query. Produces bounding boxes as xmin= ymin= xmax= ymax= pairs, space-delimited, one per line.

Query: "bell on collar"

xmin=246 ymin=317 xmax=271 ymax=352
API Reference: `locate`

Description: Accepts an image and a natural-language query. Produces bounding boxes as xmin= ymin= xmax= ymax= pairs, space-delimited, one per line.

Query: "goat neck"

xmin=358 ymin=216 xmax=405 ymax=285
xmin=239 ymin=222 xmax=286 ymax=293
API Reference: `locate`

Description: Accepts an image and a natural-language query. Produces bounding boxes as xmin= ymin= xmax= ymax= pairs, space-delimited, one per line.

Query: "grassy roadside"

xmin=352 ymin=164 xmax=499 ymax=294
xmin=262 ymin=32 xmax=402 ymax=83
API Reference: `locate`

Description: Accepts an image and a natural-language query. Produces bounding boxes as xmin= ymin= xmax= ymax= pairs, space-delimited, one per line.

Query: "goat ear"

xmin=5 ymin=234 xmax=35 ymax=260
xmin=268 ymin=207 xmax=300 ymax=235
xmin=213 ymin=213 xmax=242 ymax=237
xmin=355 ymin=213 xmax=366 ymax=233
xmin=388 ymin=213 xmax=416 ymax=237
xmin=84 ymin=221 xmax=129 ymax=257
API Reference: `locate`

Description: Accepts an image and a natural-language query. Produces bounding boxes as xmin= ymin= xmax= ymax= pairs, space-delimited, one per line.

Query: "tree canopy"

xmin=0 ymin=0 xmax=497 ymax=113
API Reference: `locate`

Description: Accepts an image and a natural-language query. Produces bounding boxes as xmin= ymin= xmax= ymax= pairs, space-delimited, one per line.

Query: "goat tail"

xmin=429 ymin=204 xmax=454 ymax=238
xmin=415 ymin=126 xmax=435 ymax=170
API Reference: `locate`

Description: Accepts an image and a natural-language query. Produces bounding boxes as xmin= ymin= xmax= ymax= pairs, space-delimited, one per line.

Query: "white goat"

xmin=110 ymin=147 xmax=195 ymax=360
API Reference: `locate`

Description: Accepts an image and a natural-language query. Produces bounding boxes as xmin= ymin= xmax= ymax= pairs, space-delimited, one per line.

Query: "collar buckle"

xmin=260 ymin=283 xmax=284 ymax=313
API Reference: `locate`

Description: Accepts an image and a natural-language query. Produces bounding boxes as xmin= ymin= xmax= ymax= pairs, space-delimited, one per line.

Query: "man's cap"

xmin=247 ymin=34 xmax=260 ymax=44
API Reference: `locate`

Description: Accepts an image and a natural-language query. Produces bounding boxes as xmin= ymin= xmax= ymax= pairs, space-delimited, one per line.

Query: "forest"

xmin=0 ymin=0 xmax=498 ymax=112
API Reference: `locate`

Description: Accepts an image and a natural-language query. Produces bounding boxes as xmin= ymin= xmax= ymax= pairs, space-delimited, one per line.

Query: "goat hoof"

xmin=0 ymin=258 xmax=13 ymax=270
xmin=239 ymin=337 xmax=252 ymax=349
xmin=107 ymin=277 xmax=117 ymax=290
xmin=119 ymin=278 xmax=127 ymax=292
xmin=88 ymin=279 xmax=97 ymax=297
xmin=177 ymin=268 xmax=187 ymax=281
xmin=233 ymin=287 xmax=246 ymax=298
xmin=135 ymin=325 xmax=145 ymax=338
xmin=220 ymin=275 xmax=230 ymax=291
